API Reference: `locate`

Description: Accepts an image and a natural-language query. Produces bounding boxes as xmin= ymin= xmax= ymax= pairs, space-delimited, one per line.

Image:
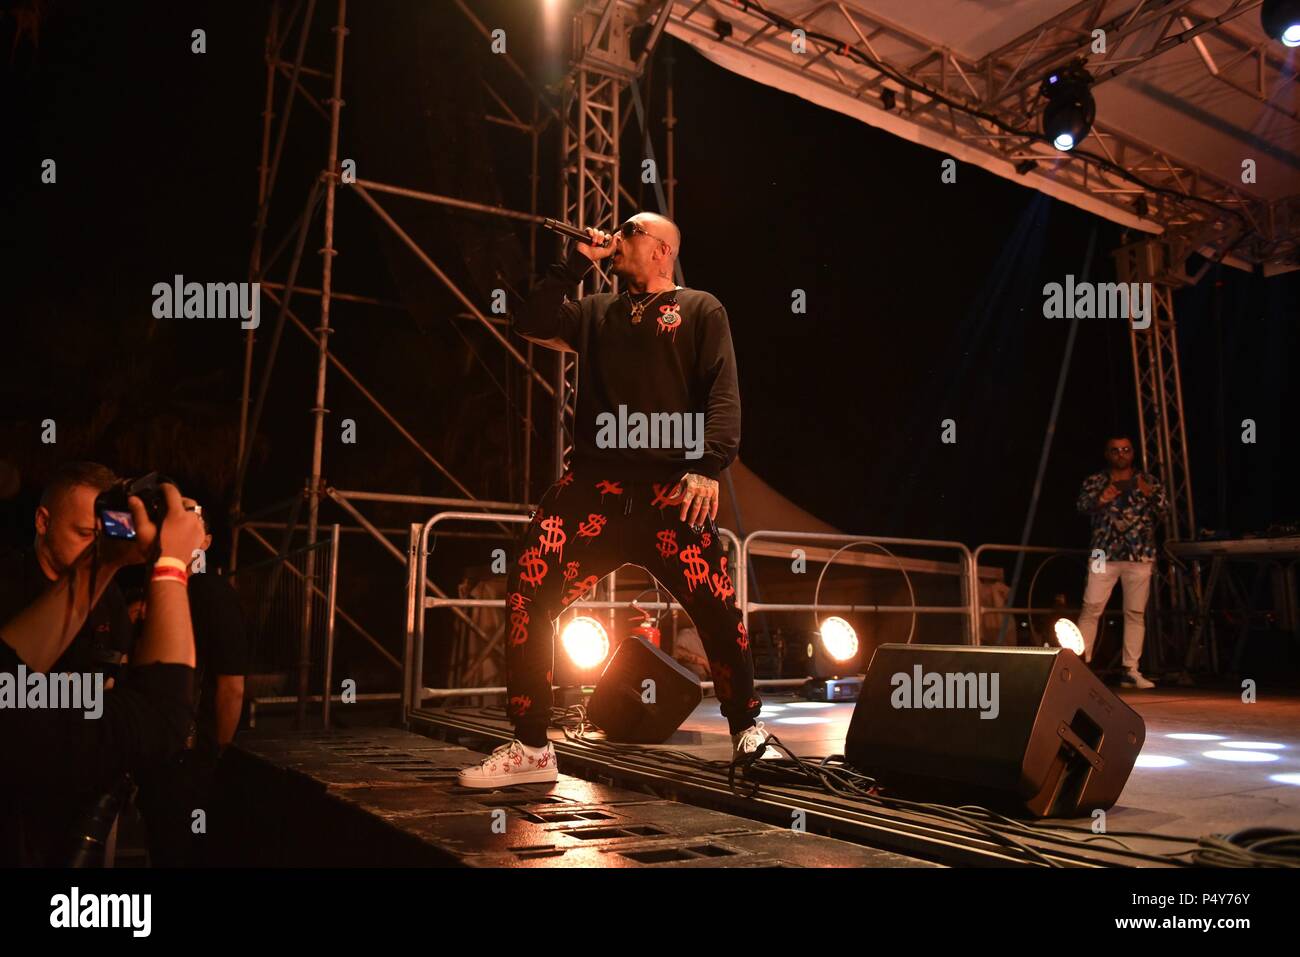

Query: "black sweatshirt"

xmin=514 ymin=246 xmax=741 ymax=482
xmin=0 ymin=640 xmax=194 ymax=866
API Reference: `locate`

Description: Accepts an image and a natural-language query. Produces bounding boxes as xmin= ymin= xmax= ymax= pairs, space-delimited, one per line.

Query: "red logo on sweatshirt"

xmin=656 ymin=302 xmax=683 ymax=339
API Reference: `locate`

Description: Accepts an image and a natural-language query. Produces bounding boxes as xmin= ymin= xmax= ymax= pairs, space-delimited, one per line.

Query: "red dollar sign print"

xmin=563 ymin=560 xmax=580 ymax=582
xmin=555 ymin=472 xmax=575 ymax=495
xmin=656 ymin=302 xmax=683 ymax=340
xmin=595 ymin=479 xmax=623 ymax=501
xmin=650 ymin=483 xmax=683 ymax=509
xmin=655 ymin=528 xmax=678 ymax=560
xmin=508 ymin=592 xmax=531 ymax=646
xmin=563 ymin=574 xmax=599 ymax=607
xmin=709 ymin=555 xmax=734 ymax=603
xmin=509 ymin=695 xmax=532 ymax=717
xmin=518 ymin=546 xmax=547 ymax=590
xmin=538 ymin=515 xmax=566 ymax=557
xmin=736 ymin=620 xmax=750 ymax=652
xmin=679 ymin=545 xmax=710 ymax=592
xmin=576 ymin=513 xmax=607 ymax=543
xmin=509 ymin=608 xmax=530 ymax=647
xmin=700 ymin=531 xmax=711 ymax=549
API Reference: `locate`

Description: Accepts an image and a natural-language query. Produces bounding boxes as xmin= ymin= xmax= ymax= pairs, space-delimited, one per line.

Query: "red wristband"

xmin=151 ymin=566 xmax=189 ymax=586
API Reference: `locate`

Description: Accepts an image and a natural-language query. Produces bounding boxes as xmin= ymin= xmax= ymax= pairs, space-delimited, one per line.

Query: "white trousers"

xmin=1076 ymin=560 xmax=1153 ymax=670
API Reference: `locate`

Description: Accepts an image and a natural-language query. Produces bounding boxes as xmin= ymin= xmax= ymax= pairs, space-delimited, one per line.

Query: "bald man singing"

xmin=458 ymin=213 xmax=770 ymax=787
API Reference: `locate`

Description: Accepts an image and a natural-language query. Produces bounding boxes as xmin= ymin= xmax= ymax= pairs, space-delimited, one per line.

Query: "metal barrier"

xmin=970 ymin=544 xmax=1091 ymax=646
xmin=404 ymin=509 xmax=741 ymax=716
xmin=399 ymin=511 xmax=1118 ymax=718
xmin=740 ymin=530 xmax=979 ymax=644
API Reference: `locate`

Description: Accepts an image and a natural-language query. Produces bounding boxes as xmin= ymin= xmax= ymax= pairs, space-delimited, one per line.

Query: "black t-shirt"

xmin=0 ymin=546 xmax=133 ymax=679
xmin=513 ymin=247 xmax=742 ymax=482
xmin=186 ymin=570 xmax=249 ymax=747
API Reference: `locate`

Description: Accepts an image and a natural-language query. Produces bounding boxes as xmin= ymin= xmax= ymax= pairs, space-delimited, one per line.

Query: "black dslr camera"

xmin=95 ymin=472 xmax=175 ymax=539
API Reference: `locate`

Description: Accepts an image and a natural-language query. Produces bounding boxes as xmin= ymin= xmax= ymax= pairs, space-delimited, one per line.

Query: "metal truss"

xmin=235 ymin=0 xmax=679 ymax=695
xmin=557 ymin=3 xmax=636 ymax=476
xmin=660 ymin=0 xmax=1299 ymax=268
xmin=1115 ymin=237 xmax=1203 ymax=671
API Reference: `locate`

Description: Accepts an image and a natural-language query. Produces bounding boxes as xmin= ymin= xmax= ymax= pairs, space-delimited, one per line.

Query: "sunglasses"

xmin=618 ymin=221 xmax=667 ymax=245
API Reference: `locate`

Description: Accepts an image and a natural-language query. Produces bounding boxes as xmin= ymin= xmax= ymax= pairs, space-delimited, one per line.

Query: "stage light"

xmin=1039 ymin=61 xmax=1095 ymax=152
xmin=880 ymin=88 xmax=896 ymax=111
xmin=1167 ymin=733 xmax=1227 ymax=740
xmin=1135 ymin=755 xmax=1186 ymax=768
xmin=561 ymin=616 xmax=609 ymax=669
xmin=1220 ymin=741 xmax=1286 ymax=750
xmin=1053 ymin=618 xmax=1085 ymax=655
xmin=1262 ymin=0 xmax=1300 ymax=46
xmin=819 ymin=616 xmax=859 ymax=662
xmin=1203 ymin=749 xmax=1280 ymax=763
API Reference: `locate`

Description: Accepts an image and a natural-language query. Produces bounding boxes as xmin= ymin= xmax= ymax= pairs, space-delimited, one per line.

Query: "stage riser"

xmin=212 ymin=728 xmax=935 ymax=867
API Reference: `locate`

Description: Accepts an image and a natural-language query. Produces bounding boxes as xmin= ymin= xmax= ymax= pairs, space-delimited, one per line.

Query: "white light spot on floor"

xmin=1135 ymin=755 xmax=1186 ymax=768
xmin=1219 ymin=741 xmax=1286 ymax=750
xmin=1166 ymin=733 xmax=1227 ymax=741
xmin=773 ymin=716 xmax=830 ymax=725
xmin=1202 ymin=750 xmax=1280 ymax=763
xmin=786 ymin=701 xmax=836 ymax=709
xmin=1269 ymin=773 xmax=1300 ymax=786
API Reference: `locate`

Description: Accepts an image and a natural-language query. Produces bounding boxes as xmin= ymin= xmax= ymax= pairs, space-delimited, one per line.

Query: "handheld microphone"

xmin=542 ymin=217 xmax=612 ymax=247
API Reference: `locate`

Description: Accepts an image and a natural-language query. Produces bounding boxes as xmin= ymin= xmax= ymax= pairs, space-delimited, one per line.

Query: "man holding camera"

xmin=1 ymin=479 xmax=205 ymax=865
xmin=0 ymin=462 xmax=134 ymax=682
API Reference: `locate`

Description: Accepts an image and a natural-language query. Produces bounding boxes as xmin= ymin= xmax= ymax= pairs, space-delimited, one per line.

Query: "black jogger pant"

xmin=505 ymin=468 xmax=762 ymax=746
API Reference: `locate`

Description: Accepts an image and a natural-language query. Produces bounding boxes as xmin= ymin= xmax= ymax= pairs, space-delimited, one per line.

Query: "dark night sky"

xmin=3 ymin=0 xmax=1298 ymax=566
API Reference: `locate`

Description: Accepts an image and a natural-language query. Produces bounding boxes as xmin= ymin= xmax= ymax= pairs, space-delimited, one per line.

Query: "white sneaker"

xmin=457 ymin=739 xmax=558 ymax=789
xmin=1119 ymin=669 xmax=1155 ymax=690
xmin=731 ymin=721 xmax=778 ymax=761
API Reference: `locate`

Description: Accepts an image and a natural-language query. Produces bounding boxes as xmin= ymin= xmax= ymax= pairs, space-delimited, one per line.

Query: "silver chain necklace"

xmin=624 ymin=288 xmax=671 ymax=324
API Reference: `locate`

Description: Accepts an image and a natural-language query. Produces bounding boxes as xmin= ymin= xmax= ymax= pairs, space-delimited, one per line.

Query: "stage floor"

xmin=648 ymin=687 xmax=1300 ymax=840
xmin=232 ymin=685 xmax=1299 ymax=866
xmin=408 ymin=684 xmax=1300 ymax=863
xmin=224 ymin=725 xmax=938 ymax=868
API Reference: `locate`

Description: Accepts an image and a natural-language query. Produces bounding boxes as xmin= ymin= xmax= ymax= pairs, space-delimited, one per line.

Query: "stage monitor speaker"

xmin=845 ymin=644 xmax=1145 ymax=818
xmin=588 ymin=635 xmax=702 ymax=743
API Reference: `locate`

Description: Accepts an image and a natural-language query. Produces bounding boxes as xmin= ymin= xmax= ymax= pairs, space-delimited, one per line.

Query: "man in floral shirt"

xmin=1075 ymin=435 xmax=1168 ymax=688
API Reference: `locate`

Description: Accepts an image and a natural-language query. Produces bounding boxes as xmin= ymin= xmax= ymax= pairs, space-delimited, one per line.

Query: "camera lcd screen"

xmin=100 ymin=509 xmax=137 ymax=539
